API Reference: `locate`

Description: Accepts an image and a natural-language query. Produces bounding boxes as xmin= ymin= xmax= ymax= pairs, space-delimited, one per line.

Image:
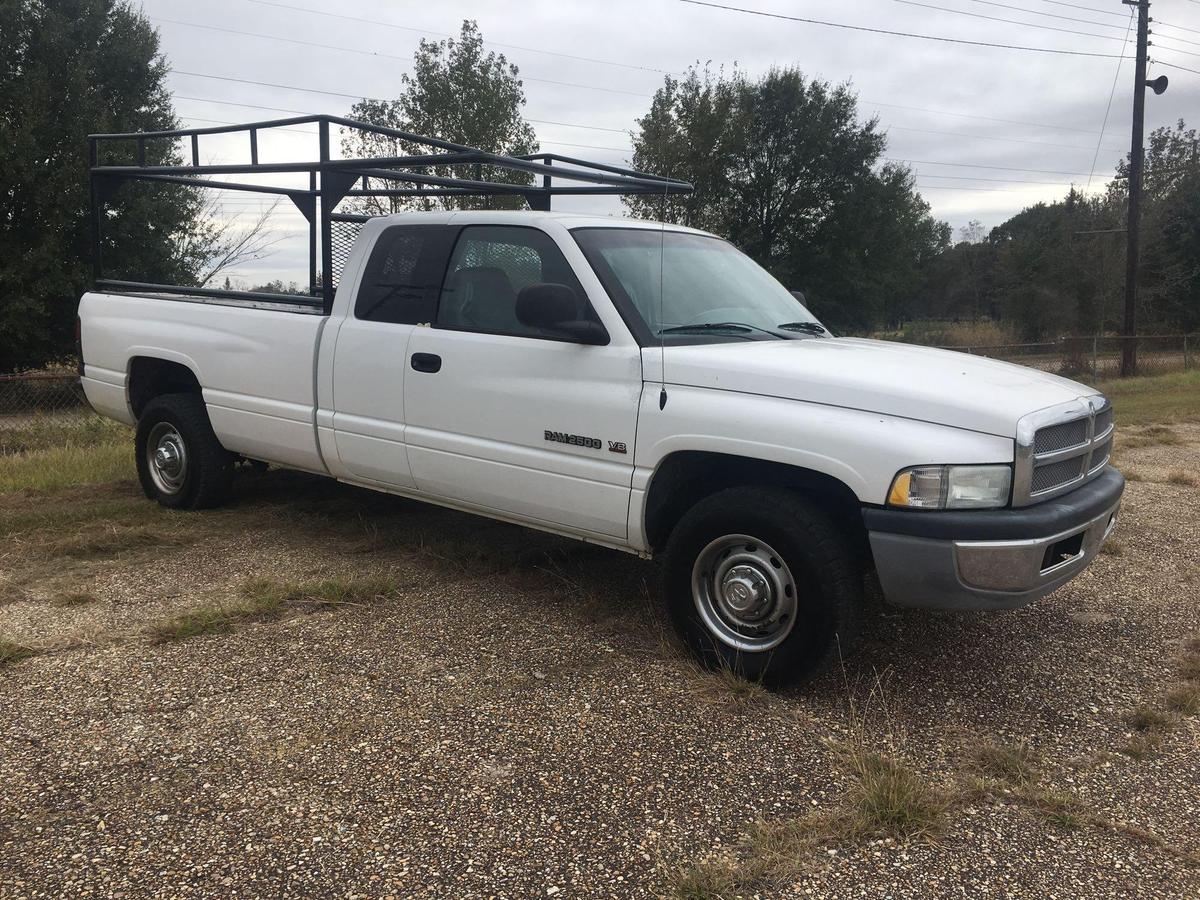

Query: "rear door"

xmin=329 ymin=223 xmax=456 ymax=488
xmin=403 ymin=223 xmax=642 ymax=539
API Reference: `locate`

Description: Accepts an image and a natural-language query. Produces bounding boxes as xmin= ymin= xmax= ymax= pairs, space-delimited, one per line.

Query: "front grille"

xmin=1034 ymin=419 xmax=1088 ymax=453
xmin=1031 ymin=456 xmax=1085 ymax=493
xmin=1019 ymin=396 xmax=1114 ymax=504
xmin=1089 ymin=437 xmax=1112 ymax=472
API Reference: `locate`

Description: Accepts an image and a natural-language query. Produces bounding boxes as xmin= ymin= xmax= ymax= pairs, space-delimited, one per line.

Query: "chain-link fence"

xmin=0 ymin=372 xmax=98 ymax=452
xmin=1 ymin=333 xmax=1195 ymax=451
xmin=937 ymin=334 xmax=1198 ymax=381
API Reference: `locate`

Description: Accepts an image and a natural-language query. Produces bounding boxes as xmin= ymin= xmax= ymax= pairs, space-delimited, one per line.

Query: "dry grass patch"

xmin=50 ymin=592 xmax=100 ymax=608
xmin=0 ymin=635 xmax=37 ymax=666
xmin=666 ymin=858 xmax=740 ymax=900
xmin=43 ymin=524 xmax=183 ymax=560
xmin=1166 ymin=469 xmax=1198 ymax=487
xmin=148 ymin=575 xmax=406 ymax=643
xmin=1099 ymin=539 xmax=1124 ymax=557
xmin=1125 ymin=705 xmax=1177 ymax=733
xmin=1179 ymin=653 xmax=1200 ymax=682
xmin=1163 ymin=682 xmax=1200 ymax=715
xmin=1119 ymin=425 xmax=1184 ymax=451
xmin=968 ymin=740 xmax=1040 ymax=785
xmin=1026 ymin=788 xmax=1085 ymax=830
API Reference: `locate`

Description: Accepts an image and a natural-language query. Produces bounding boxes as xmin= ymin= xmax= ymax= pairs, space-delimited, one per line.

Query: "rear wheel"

xmin=135 ymin=393 xmax=233 ymax=509
xmin=663 ymin=487 xmax=863 ymax=685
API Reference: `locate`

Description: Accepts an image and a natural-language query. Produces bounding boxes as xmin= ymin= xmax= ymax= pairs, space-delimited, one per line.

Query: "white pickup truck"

xmin=79 ymin=209 xmax=1123 ymax=682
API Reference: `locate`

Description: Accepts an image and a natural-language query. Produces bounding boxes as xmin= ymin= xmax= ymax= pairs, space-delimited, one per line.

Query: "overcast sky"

xmin=140 ymin=0 xmax=1200 ymax=286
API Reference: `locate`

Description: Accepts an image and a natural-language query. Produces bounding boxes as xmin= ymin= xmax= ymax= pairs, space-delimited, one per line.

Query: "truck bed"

xmin=79 ymin=291 xmax=329 ymax=473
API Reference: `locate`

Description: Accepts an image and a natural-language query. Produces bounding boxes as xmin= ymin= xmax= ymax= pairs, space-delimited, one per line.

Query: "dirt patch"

xmin=2 ymin=428 xmax=1199 ymax=897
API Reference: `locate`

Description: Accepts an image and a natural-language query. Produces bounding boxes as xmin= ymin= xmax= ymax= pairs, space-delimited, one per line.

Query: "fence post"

xmin=1091 ymin=335 xmax=1098 ymax=382
xmin=1185 ymin=334 xmax=1191 ymax=371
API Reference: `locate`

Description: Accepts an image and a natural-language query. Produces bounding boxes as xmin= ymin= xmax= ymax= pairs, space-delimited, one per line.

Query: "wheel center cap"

xmin=155 ymin=443 xmax=180 ymax=474
xmin=721 ymin=565 xmax=770 ymax=616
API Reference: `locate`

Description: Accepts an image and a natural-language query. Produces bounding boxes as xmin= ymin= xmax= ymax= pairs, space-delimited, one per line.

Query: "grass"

xmin=1097 ymin=370 xmax=1200 ymax=427
xmin=148 ymin=575 xmax=405 ymax=642
xmin=44 ymin=524 xmax=181 ymax=559
xmin=1125 ymin=705 xmax=1176 ymax=733
xmin=50 ymin=592 xmax=100 ymax=607
xmin=1178 ymin=653 xmax=1200 ymax=682
xmin=1163 ymin=682 xmax=1200 ymax=716
xmin=1099 ymin=539 xmax=1124 ymax=557
xmin=0 ymin=414 xmax=129 ymax=456
xmin=0 ymin=635 xmax=37 ymax=666
xmin=667 ymin=860 xmax=739 ymax=900
xmin=968 ymin=740 xmax=1040 ymax=785
xmin=1166 ymin=469 xmax=1198 ymax=487
xmin=0 ymin=440 xmax=133 ymax=493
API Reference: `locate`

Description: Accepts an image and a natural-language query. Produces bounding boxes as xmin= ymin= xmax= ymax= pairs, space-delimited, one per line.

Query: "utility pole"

xmin=1120 ymin=0 xmax=1150 ymax=377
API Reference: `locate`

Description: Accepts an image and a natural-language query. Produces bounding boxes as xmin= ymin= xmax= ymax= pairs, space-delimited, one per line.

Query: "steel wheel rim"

xmin=691 ymin=533 xmax=799 ymax=652
xmin=146 ymin=422 xmax=188 ymax=496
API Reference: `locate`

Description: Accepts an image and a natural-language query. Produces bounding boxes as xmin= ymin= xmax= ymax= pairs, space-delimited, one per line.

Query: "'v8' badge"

xmin=608 ymin=441 xmax=627 ymax=454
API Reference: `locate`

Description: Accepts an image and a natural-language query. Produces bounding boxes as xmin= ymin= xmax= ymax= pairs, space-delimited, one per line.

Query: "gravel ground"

xmin=1 ymin=427 xmax=1198 ymax=898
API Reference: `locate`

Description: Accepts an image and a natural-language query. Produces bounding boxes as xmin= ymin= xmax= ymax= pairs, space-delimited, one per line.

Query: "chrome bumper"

xmin=868 ymin=500 xmax=1121 ymax=611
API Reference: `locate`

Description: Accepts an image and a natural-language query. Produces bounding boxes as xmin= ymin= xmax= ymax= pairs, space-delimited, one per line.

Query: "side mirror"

xmin=789 ymin=289 xmax=807 ymax=305
xmin=516 ymin=283 xmax=609 ymax=345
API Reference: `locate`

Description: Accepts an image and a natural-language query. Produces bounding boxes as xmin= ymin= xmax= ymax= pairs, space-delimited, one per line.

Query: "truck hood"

xmin=658 ymin=337 xmax=1099 ymax=438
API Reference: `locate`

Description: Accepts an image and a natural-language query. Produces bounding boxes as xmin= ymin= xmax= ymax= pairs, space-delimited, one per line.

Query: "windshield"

xmin=572 ymin=228 xmax=823 ymax=342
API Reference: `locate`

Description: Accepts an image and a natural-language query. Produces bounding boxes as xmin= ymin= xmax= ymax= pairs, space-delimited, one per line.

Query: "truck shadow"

xmin=228 ymin=467 xmax=1097 ymax=713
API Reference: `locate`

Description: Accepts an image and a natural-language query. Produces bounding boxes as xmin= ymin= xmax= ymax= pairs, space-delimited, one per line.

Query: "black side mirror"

xmin=789 ymin=290 xmax=807 ymax=304
xmin=516 ymin=283 xmax=609 ymax=345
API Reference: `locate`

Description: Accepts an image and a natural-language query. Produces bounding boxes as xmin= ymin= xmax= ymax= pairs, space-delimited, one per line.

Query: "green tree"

xmin=627 ymin=65 xmax=949 ymax=331
xmin=0 ymin=0 xmax=223 ymax=372
xmin=341 ymin=20 xmax=538 ymax=214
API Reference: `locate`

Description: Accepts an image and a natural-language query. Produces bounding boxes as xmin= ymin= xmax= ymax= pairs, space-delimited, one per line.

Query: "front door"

xmin=403 ymin=224 xmax=642 ymax=539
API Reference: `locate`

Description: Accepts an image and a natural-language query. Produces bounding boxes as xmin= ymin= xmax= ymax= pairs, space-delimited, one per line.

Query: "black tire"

xmin=135 ymin=393 xmax=233 ymax=510
xmin=663 ymin=487 xmax=863 ymax=685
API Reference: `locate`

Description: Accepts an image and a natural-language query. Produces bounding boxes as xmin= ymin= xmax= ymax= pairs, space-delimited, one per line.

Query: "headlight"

xmin=887 ymin=464 xmax=1011 ymax=510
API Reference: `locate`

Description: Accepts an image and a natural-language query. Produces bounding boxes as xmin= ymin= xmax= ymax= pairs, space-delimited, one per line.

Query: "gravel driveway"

xmin=2 ymin=426 xmax=1198 ymax=898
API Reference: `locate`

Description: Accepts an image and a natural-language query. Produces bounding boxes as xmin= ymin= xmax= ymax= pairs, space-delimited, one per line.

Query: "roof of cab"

xmin=376 ymin=208 xmax=715 ymax=237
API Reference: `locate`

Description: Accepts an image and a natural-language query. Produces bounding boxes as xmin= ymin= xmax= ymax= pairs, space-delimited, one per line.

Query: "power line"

xmin=242 ymin=0 xmax=679 ymax=76
xmin=154 ymin=17 xmax=653 ymax=98
xmin=172 ymin=69 xmax=1130 ymax=155
xmin=1086 ymin=9 xmax=1135 ymax=192
xmin=677 ymin=0 xmax=1135 ymax=58
xmin=886 ymin=157 xmax=1103 ymax=176
xmin=862 ymin=98 xmax=1108 ymax=134
xmin=884 ymin=122 xmax=1124 ymax=151
xmin=1157 ymin=20 xmax=1200 ymax=38
xmin=914 ymin=171 xmax=1075 ymax=185
xmin=894 ymin=0 xmax=1131 ymax=43
xmin=964 ymin=0 xmax=1130 ymax=30
xmin=1153 ymin=59 xmax=1200 ymax=76
xmin=1150 ymin=40 xmax=1200 ymax=60
xmin=175 ymin=93 xmax=633 ymax=134
xmin=1038 ymin=0 xmax=1126 ymax=18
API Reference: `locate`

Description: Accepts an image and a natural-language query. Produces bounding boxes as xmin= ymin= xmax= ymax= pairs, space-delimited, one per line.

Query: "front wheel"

xmin=135 ymin=393 xmax=233 ymax=509
xmin=663 ymin=487 xmax=863 ymax=685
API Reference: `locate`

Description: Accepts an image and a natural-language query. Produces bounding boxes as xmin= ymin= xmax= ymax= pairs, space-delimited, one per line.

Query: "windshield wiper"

xmin=659 ymin=322 xmax=782 ymax=338
xmin=777 ymin=321 xmax=827 ymax=335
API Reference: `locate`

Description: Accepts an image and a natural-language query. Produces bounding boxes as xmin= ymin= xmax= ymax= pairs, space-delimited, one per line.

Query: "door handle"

xmin=411 ymin=352 xmax=442 ymax=373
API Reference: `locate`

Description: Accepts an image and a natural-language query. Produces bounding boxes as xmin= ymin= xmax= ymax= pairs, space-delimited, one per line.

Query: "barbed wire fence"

xmin=1 ymin=334 xmax=1196 ymax=452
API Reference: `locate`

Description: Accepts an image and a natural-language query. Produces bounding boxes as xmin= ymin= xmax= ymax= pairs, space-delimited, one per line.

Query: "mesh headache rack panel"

xmin=87 ymin=114 xmax=693 ymax=314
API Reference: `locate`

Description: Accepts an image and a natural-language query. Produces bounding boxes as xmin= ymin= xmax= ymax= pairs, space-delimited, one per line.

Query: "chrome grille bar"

xmin=1014 ymin=396 xmax=1113 ymax=506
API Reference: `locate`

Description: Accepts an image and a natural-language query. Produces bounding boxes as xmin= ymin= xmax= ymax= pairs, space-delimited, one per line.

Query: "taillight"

xmin=75 ymin=316 xmax=83 ymax=377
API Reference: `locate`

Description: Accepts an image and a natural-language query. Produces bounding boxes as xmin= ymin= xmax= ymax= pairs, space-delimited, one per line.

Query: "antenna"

xmin=657 ymin=181 xmax=668 ymax=410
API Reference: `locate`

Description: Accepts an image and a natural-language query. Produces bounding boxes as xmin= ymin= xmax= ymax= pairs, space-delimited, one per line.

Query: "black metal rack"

xmin=87 ymin=114 xmax=693 ymax=315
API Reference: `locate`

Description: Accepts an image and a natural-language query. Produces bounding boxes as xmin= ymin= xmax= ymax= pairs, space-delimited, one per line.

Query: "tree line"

xmin=4 ymin=10 xmax=1195 ymax=372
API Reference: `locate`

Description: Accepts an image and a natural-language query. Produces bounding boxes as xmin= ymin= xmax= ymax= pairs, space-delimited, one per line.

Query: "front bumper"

xmin=864 ymin=467 xmax=1124 ymax=611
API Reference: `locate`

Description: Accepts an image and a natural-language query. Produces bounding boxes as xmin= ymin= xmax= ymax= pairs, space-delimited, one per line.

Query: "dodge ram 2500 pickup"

xmin=79 ymin=209 xmax=1123 ymax=682
xmin=79 ymin=119 xmax=1122 ymax=683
